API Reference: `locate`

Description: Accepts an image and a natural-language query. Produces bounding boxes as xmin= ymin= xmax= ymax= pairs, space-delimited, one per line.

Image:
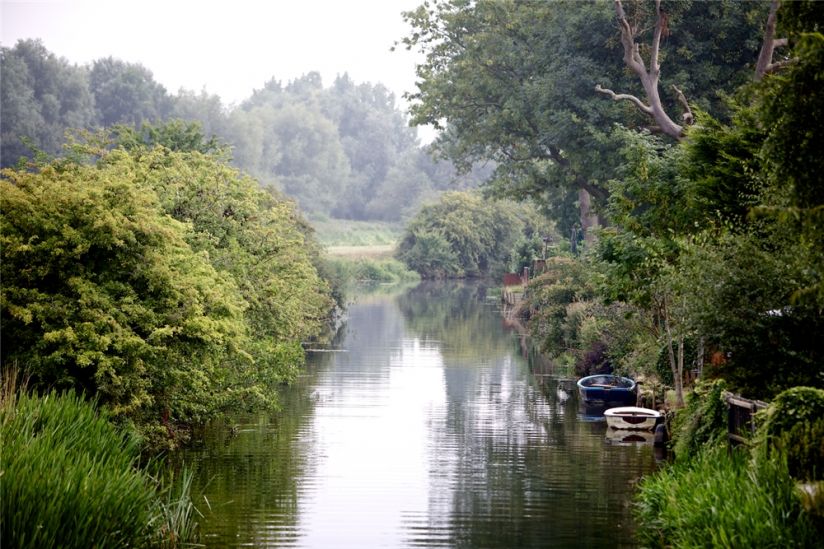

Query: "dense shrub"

xmin=397 ymin=191 xmax=546 ymax=279
xmin=1 ymin=139 xmax=335 ymax=446
xmin=760 ymin=386 xmax=824 ymax=480
xmin=670 ymin=380 xmax=729 ymax=461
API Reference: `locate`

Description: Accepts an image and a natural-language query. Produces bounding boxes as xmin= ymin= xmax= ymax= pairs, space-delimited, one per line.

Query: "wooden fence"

xmin=723 ymin=391 xmax=768 ymax=447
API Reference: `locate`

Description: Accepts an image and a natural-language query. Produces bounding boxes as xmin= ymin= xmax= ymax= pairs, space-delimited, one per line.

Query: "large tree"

xmin=401 ymin=0 xmax=766 ymax=236
xmin=88 ymin=57 xmax=172 ymax=127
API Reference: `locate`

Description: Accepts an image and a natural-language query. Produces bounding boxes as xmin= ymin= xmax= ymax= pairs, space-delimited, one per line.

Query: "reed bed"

xmin=1 ymin=381 xmax=200 ymax=548
xmin=635 ymin=446 xmax=819 ymax=548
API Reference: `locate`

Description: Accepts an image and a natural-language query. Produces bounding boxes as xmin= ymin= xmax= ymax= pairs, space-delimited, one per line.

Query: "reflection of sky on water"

xmin=185 ymin=281 xmax=657 ymax=547
xmin=296 ymin=338 xmax=446 ymax=548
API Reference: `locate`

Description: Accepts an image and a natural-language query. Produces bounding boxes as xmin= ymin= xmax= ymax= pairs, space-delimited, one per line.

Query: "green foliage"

xmin=1 ymin=151 xmax=246 ymax=426
xmin=757 ymin=32 xmax=824 ymax=307
xmin=323 ymin=256 xmax=420 ymax=286
xmin=396 ymin=191 xmax=534 ymax=278
xmin=400 ymin=0 xmax=765 ymax=234
xmin=673 ymin=231 xmax=823 ymax=397
xmin=510 ymin=234 xmax=544 ymax=274
xmin=0 ymin=39 xmax=96 ymax=167
xmin=761 ymin=387 xmax=824 ymax=480
xmin=670 ymin=380 xmax=729 ymax=461
xmin=88 ymin=56 xmax=172 ymax=127
xmin=1 ymin=41 xmax=486 ymax=222
xmin=113 ymin=119 xmax=227 ymax=156
xmin=634 ymin=446 xmax=819 ymax=548
xmin=2 ymin=390 xmax=154 ymax=548
xmin=525 ymin=257 xmax=592 ymax=357
xmin=1 ymin=132 xmax=336 ymax=445
xmin=397 ymin=229 xmax=461 ymax=279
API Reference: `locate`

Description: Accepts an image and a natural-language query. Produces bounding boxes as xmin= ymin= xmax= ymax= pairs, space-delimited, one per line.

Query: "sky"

xmin=1 ymin=0 xmax=432 ymax=137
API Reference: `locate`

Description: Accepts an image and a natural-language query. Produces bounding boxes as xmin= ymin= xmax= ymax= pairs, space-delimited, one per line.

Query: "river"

xmin=181 ymin=281 xmax=659 ymax=547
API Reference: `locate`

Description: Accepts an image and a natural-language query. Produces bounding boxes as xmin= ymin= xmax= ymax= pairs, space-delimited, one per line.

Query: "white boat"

xmin=604 ymin=406 xmax=662 ymax=431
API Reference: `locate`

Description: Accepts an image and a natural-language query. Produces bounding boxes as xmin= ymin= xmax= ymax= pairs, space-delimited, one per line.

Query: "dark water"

xmin=181 ymin=282 xmax=659 ymax=548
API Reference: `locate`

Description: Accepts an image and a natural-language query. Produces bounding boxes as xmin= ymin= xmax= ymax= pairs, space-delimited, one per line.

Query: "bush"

xmin=635 ymin=446 xmax=819 ymax=548
xmin=396 ymin=191 xmax=533 ymax=278
xmin=670 ymin=380 xmax=728 ymax=461
xmin=761 ymin=386 xmax=824 ymax=480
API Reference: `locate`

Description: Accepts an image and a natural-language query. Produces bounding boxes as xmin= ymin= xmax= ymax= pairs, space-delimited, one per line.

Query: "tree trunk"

xmin=578 ymin=188 xmax=600 ymax=244
xmin=755 ymin=0 xmax=789 ymax=81
xmin=663 ymin=298 xmax=685 ymax=408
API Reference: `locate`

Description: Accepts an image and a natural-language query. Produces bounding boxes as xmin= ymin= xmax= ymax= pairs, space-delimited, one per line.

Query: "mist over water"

xmin=182 ymin=282 xmax=658 ymax=548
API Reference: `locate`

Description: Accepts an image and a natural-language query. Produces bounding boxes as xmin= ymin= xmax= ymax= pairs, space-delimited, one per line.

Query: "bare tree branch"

xmin=595 ymin=84 xmax=654 ymax=114
xmin=601 ymin=0 xmax=684 ymax=140
xmin=649 ymin=0 xmax=664 ymax=77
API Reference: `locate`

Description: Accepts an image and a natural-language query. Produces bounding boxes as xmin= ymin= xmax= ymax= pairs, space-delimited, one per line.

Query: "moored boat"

xmin=576 ymin=374 xmax=637 ymax=406
xmin=604 ymin=406 xmax=662 ymax=431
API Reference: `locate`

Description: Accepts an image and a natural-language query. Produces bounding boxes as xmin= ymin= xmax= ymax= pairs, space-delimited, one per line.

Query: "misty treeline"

xmin=1 ymin=39 xmax=487 ymax=221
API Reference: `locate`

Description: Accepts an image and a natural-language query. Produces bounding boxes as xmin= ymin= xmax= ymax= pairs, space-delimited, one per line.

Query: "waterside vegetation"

xmin=400 ymin=0 xmax=824 ymax=545
xmin=0 ymin=375 xmax=200 ymax=548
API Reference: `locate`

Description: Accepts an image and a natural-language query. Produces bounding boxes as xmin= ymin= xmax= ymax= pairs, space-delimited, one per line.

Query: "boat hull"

xmin=576 ymin=375 xmax=637 ymax=406
xmin=604 ymin=406 xmax=662 ymax=431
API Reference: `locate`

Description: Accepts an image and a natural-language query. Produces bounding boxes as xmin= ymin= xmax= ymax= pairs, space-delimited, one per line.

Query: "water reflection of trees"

xmin=177 ymin=353 xmax=332 ymax=546
xmin=398 ymin=284 xmax=656 ymax=548
xmin=397 ymin=280 xmax=513 ymax=361
xmin=182 ymin=281 xmax=657 ymax=547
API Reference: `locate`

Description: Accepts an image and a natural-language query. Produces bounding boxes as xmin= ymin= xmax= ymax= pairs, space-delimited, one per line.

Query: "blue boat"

xmin=576 ymin=374 xmax=637 ymax=406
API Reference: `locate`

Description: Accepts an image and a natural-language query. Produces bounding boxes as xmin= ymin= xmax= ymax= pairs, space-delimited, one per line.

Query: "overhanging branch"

xmin=595 ymin=84 xmax=654 ymax=115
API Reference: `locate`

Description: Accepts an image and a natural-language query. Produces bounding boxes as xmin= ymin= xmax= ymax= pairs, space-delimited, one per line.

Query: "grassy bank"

xmin=311 ymin=218 xmax=402 ymax=247
xmin=0 ymin=379 xmax=199 ymax=548
xmin=312 ymin=219 xmax=419 ymax=286
xmin=634 ymin=385 xmax=824 ymax=547
xmin=323 ymin=254 xmax=419 ymax=285
xmin=635 ymin=446 xmax=818 ymax=548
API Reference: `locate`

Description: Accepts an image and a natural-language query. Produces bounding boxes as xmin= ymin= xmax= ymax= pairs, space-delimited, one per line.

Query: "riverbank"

xmin=1 ymin=376 xmax=199 ymax=548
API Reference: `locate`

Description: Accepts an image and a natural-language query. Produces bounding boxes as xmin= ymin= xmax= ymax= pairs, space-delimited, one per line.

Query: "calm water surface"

xmin=182 ymin=282 xmax=659 ymax=547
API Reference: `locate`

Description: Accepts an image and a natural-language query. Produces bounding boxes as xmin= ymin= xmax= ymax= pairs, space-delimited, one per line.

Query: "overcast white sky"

xmin=2 ymin=0 xmax=429 ymax=127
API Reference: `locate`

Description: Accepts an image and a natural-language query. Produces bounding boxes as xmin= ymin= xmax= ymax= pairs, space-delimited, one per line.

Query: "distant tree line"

xmin=0 ymin=39 xmax=489 ymax=221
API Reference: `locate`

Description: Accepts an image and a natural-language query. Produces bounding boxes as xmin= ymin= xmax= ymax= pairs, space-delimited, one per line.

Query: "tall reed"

xmin=635 ymin=446 xmax=819 ymax=548
xmin=1 ymin=388 xmax=156 ymax=547
xmin=1 ymin=379 xmax=201 ymax=548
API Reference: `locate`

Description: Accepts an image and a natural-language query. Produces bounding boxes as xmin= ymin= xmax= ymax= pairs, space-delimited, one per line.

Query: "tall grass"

xmin=635 ymin=446 xmax=819 ymax=548
xmin=1 ymin=378 xmax=200 ymax=548
xmin=2 ymin=389 xmax=156 ymax=548
xmin=153 ymin=468 xmax=202 ymax=548
xmin=311 ymin=218 xmax=402 ymax=246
